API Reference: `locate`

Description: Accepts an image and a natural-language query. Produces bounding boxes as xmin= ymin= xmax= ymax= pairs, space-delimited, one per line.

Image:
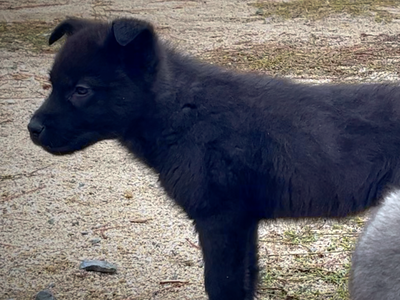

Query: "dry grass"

xmin=203 ymin=34 xmax=400 ymax=83
xmin=256 ymin=218 xmax=366 ymax=299
xmin=251 ymin=0 xmax=400 ymax=23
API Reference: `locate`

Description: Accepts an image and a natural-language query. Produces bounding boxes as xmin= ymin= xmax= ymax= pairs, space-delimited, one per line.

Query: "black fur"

xmin=28 ymin=18 xmax=400 ymax=300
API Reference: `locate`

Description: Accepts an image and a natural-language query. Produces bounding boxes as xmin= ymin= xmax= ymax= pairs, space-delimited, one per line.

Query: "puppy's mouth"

xmin=29 ymin=137 xmax=84 ymax=155
xmin=30 ymin=132 xmax=96 ymax=155
xmin=30 ymin=131 xmax=110 ymax=156
xmin=41 ymin=144 xmax=82 ymax=156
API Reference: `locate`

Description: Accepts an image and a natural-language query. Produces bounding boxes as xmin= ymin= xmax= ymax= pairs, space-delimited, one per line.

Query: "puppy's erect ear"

xmin=49 ymin=18 xmax=95 ymax=45
xmin=112 ymin=18 xmax=154 ymax=47
xmin=111 ymin=18 xmax=159 ymax=76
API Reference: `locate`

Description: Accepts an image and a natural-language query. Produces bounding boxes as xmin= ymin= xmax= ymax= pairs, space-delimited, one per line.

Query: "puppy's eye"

xmin=75 ymin=86 xmax=89 ymax=96
xmin=69 ymin=85 xmax=92 ymax=107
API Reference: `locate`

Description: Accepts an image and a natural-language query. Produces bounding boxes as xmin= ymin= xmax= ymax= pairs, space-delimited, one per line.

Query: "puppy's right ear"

xmin=49 ymin=18 xmax=94 ymax=45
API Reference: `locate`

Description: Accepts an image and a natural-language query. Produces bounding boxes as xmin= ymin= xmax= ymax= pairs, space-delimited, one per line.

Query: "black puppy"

xmin=28 ymin=18 xmax=400 ymax=300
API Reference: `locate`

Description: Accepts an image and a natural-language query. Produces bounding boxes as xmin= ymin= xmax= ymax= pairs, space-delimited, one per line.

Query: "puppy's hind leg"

xmin=196 ymin=214 xmax=258 ymax=300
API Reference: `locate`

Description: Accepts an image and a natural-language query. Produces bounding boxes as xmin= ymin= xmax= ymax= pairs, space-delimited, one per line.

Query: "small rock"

xmin=71 ymin=221 xmax=79 ymax=226
xmin=5 ymin=100 xmax=15 ymax=105
xmin=78 ymin=183 xmax=85 ymax=188
xmin=79 ymin=260 xmax=117 ymax=274
xmin=47 ymin=218 xmax=55 ymax=225
xmin=90 ymin=238 xmax=101 ymax=245
xmin=184 ymin=260 xmax=194 ymax=267
xmin=255 ymin=8 xmax=264 ymax=15
xmin=81 ymin=231 xmax=89 ymax=236
xmin=42 ymin=83 xmax=51 ymax=90
xmin=198 ymin=260 xmax=204 ymax=268
xmin=35 ymin=290 xmax=56 ymax=300
xmin=124 ymin=191 xmax=133 ymax=199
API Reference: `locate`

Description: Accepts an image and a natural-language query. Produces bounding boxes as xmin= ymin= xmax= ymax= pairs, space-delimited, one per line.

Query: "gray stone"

xmin=90 ymin=238 xmax=100 ymax=244
xmin=255 ymin=8 xmax=263 ymax=15
xmin=79 ymin=260 xmax=117 ymax=274
xmin=35 ymin=290 xmax=56 ymax=300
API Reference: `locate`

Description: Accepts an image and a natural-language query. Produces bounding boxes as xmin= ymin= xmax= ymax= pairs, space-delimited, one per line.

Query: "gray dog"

xmin=350 ymin=189 xmax=400 ymax=300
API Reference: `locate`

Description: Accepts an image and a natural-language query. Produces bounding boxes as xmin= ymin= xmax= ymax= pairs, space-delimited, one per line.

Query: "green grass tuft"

xmin=0 ymin=21 xmax=60 ymax=53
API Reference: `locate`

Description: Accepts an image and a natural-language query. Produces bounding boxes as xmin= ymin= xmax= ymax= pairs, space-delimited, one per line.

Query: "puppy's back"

xmin=349 ymin=189 xmax=400 ymax=300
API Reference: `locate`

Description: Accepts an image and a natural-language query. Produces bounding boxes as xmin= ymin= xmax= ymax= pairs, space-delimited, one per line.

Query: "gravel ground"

xmin=2 ymin=1 xmax=400 ymax=299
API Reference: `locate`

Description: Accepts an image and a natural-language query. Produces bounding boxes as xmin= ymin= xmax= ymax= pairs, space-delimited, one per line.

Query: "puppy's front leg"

xmin=244 ymin=221 xmax=259 ymax=299
xmin=196 ymin=214 xmax=257 ymax=300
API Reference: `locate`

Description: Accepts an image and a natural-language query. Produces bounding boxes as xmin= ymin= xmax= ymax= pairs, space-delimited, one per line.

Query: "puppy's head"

xmin=28 ymin=17 xmax=160 ymax=154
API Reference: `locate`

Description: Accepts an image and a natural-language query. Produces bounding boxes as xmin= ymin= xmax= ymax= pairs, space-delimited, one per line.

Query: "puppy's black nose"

xmin=28 ymin=118 xmax=44 ymax=138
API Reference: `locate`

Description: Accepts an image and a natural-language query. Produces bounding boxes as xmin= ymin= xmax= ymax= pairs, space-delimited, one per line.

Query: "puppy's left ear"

xmin=49 ymin=18 xmax=96 ymax=45
xmin=111 ymin=18 xmax=159 ymax=76
xmin=112 ymin=18 xmax=154 ymax=47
